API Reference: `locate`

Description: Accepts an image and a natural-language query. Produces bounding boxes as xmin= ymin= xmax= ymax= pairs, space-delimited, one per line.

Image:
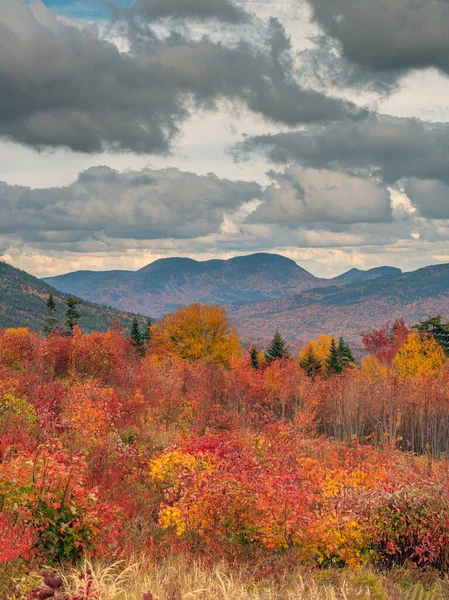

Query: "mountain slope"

xmin=333 ymin=266 xmax=402 ymax=285
xmin=44 ymin=253 xmax=322 ymax=317
xmin=230 ymin=264 xmax=449 ymax=345
xmin=0 ymin=261 xmax=145 ymax=332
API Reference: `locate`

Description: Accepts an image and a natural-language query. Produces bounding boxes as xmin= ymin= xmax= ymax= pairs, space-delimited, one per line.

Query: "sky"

xmin=2 ymin=0 xmax=449 ymax=278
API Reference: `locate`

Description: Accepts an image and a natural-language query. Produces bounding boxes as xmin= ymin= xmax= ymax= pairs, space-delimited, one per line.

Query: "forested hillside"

xmin=0 ymin=261 xmax=145 ymax=332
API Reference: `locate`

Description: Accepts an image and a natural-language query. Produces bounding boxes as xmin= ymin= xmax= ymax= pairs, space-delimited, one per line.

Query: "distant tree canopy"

xmin=151 ymin=303 xmax=241 ymax=365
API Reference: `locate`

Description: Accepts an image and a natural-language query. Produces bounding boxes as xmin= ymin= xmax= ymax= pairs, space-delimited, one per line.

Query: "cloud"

xmin=246 ymin=165 xmax=393 ymax=227
xmin=0 ymin=165 xmax=262 ymax=243
xmin=129 ymin=0 xmax=249 ymax=22
xmin=235 ymin=114 xmax=449 ymax=184
xmin=403 ymin=178 xmax=449 ymax=219
xmin=0 ymin=0 xmax=363 ymax=154
xmin=307 ymin=0 xmax=449 ymax=81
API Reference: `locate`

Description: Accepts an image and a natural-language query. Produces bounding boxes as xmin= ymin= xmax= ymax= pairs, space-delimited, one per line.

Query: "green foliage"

xmin=42 ymin=293 xmax=59 ymax=336
xmin=299 ymin=345 xmax=322 ymax=378
xmin=265 ymin=329 xmax=290 ymax=363
xmin=64 ymin=296 xmax=81 ymax=336
xmin=250 ymin=346 xmax=259 ymax=370
xmin=413 ymin=315 xmax=449 ymax=356
xmin=129 ymin=316 xmax=143 ymax=346
xmin=326 ymin=338 xmax=343 ymax=375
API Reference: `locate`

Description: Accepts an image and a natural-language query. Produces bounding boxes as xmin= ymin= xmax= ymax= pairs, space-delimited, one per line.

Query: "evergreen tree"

xmin=337 ymin=336 xmax=355 ymax=367
xmin=129 ymin=317 xmax=143 ymax=346
xmin=413 ymin=315 xmax=449 ymax=356
xmin=42 ymin=293 xmax=58 ymax=336
xmin=326 ymin=338 xmax=342 ymax=375
xmin=299 ymin=346 xmax=322 ymax=379
xmin=249 ymin=346 xmax=259 ymax=370
xmin=64 ymin=296 xmax=81 ymax=336
xmin=141 ymin=318 xmax=153 ymax=344
xmin=265 ymin=330 xmax=290 ymax=363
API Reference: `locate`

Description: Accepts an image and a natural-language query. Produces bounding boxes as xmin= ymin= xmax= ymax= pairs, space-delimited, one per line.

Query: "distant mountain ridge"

xmin=42 ymin=253 xmax=449 ymax=344
xmin=44 ymin=253 xmax=321 ymax=317
xmin=334 ymin=266 xmax=402 ymax=284
xmin=0 ymin=261 xmax=144 ymax=332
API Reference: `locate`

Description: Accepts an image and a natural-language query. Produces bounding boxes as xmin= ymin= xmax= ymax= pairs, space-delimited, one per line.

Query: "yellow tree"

xmin=151 ymin=303 xmax=241 ymax=365
xmin=299 ymin=335 xmax=333 ymax=364
xmin=393 ymin=332 xmax=445 ymax=379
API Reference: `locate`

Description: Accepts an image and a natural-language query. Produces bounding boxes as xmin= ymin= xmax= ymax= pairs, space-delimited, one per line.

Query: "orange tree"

xmin=151 ymin=303 xmax=241 ymax=366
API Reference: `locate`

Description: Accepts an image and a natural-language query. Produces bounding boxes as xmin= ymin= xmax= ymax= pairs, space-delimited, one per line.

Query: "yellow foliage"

xmin=150 ymin=450 xmax=213 ymax=489
xmin=309 ymin=512 xmax=368 ymax=568
xmin=299 ymin=335 xmax=333 ymax=364
xmin=360 ymin=354 xmax=389 ymax=382
xmin=159 ymin=506 xmax=186 ymax=536
xmin=151 ymin=303 xmax=241 ymax=365
xmin=0 ymin=393 xmax=37 ymax=425
xmin=5 ymin=328 xmax=31 ymax=337
xmin=393 ymin=333 xmax=445 ymax=379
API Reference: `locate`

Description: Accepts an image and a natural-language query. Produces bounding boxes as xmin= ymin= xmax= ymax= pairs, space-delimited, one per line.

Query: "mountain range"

xmin=42 ymin=253 xmax=449 ymax=346
xmin=0 ymin=261 xmax=145 ymax=333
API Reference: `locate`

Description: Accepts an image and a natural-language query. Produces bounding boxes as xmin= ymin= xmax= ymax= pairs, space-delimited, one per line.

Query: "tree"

xmin=265 ymin=330 xmax=290 ymax=363
xmin=249 ymin=346 xmax=259 ymax=370
xmin=299 ymin=345 xmax=322 ymax=379
xmin=337 ymin=337 xmax=355 ymax=367
xmin=326 ymin=338 xmax=342 ymax=375
xmin=141 ymin=318 xmax=153 ymax=344
xmin=129 ymin=317 xmax=142 ymax=347
xmin=413 ymin=315 xmax=449 ymax=356
xmin=64 ymin=297 xmax=81 ymax=336
xmin=362 ymin=318 xmax=409 ymax=364
xmin=393 ymin=332 xmax=445 ymax=379
xmin=42 ymin=294 xmax=58 ymax=336
xmin=151 ymin=303 xmax=241 ymax=365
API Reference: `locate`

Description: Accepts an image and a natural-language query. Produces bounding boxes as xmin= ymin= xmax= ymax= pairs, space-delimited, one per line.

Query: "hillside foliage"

xmin=2 ymin=306 xmax=449 ymax=597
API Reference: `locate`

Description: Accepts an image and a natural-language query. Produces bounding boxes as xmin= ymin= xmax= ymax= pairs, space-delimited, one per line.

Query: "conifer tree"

xmin=129 ymin=317 xmax=143 ymax=347
xmin=265 ymin=330 xmax=290 ymax=363
xmin=299 ymin=345 xmax=322 ymax=379
xmin=326 ymin=338 xmax=342 ymax=375
xmin=249 ymin=346 xmax=259 ymax=370
xmin=141 ymin=318 xmax=153 ymax=344
xmin=413 ymin=315 xmax=449 ymax=356
xmin=42 ymin=293 xmax=59 ymax=336
xmin=337 ymin=336 xmax=355 ymax=367
xmin=64 ymin=296 xmax=81 ymax=336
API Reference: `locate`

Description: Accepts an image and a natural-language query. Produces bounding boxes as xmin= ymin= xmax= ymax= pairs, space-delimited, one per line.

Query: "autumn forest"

xmin=2 ymin=300 xmax=449 ymax=598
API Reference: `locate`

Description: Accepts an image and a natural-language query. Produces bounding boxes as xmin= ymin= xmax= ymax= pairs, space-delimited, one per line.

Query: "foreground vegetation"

xmin=2 ymin=304 xmax=449 ymax=598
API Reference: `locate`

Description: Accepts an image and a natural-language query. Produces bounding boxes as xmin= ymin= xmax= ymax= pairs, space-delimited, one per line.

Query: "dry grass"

xmin=58 ymin=557 xmax=448 ymax=600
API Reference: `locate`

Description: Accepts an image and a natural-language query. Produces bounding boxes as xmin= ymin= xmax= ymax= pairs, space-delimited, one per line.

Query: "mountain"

xmin=230 ymin=263 xmax=449 ymax=346
xmin=0 ymin=261 xmax=145 ymax=332
xmin=42 ymin=253 xmax=449 ymax=346
xmin=333 ymin=266 xmax=402 ymax=284
xmin=44 ymin=253 xmax=322 ymax=317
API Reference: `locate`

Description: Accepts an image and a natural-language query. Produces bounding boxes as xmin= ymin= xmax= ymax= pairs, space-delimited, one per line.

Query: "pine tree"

xmin=42 ymin=293 xmax=58 ymax=336
xmin=326 ymin=338 xmax=342 ymax=375
xmin=129 ymin=317 xmax=142 ymax=347
xmin=249 ymin=346 xmax=259 ymax=370
xmin=299 ymin=345 xmax=322 ymax=379
xmin=337 ymin=336 xmax=355 ymax=367
xmin=64 ymin=296 xmax=81 ymax=336
xmin=265 ymin=330 xmax=290 ymax=363
xmin=413 ymin=315 xmax=449 ymax=356
xmin=141 ymin=318 xmax=153 ymax=344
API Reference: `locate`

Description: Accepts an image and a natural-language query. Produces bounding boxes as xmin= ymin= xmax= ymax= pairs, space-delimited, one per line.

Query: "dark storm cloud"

xmin=0 ymin=0 xmax=362 ymax=154
xmin=403 ymin=178 xmax=449 ymax=219
xmin=235 ymin=114 xmax=449 ymax=184
xmin=307 ymin=0 xmax=449 ymax=80
xmin=129 ymin=0 xmax=249 ymax=22
xmin=0 ymin=166 xmax=262 ymax=243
